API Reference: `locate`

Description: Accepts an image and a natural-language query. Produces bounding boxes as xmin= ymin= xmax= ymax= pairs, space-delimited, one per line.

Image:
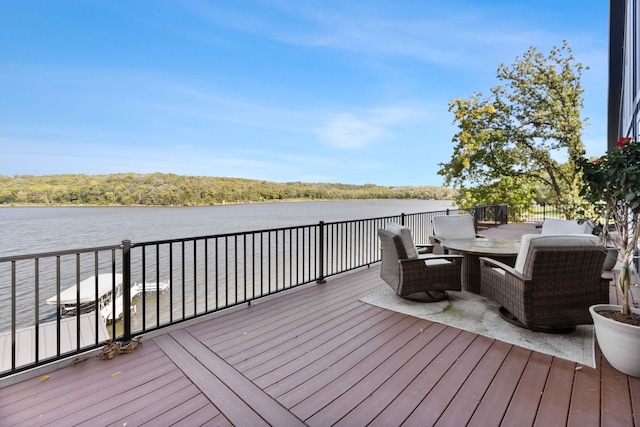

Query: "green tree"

xmin=438 ymin=41 xmax=587 ymax=218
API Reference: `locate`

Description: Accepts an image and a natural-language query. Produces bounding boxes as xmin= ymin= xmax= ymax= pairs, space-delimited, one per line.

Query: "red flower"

xmin=616 ymin=137 xmax=632 ymax=148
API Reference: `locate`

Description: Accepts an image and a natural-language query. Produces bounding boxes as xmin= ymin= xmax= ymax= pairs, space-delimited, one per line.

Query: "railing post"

xmin=122 ymin=239 xmax=132 ymax=342
xmin=401 ymin=213 xmax=406 ymax=226
xmin=317 ymin=222 xmax=326 ymax=283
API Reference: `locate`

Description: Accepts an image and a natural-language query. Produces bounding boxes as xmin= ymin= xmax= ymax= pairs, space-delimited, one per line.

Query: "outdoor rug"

xmin=361 ymin=287 xmax=595 ymax=368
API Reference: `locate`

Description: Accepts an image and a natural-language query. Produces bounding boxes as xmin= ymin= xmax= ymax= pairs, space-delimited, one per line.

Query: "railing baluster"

xmin=11 ymin=261 xmax=16 ymax=371
xmin=34 ymin=259 xmax=40 ymax=364
xmin=318 ymin=221 xmax=325 ymax=283
xmin=122 ymin=240 xmax=132 ymax=342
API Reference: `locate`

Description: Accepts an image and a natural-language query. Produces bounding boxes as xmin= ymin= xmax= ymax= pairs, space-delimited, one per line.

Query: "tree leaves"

xmin=439 ymin=41 xmax=587 ymax=218
xmin=0 ymin=173 xmax=457 ymax=206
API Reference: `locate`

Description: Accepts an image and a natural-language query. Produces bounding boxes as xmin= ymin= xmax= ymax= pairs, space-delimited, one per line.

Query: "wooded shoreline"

xmin=0 ymin=173 xmax=456 ymax=206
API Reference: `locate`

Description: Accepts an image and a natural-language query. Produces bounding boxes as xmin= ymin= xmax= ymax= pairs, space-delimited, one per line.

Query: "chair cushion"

xmin=514 ymin=233 xmax=599 ymax=274
xmin=432 ymin=215 xmax=476 ymax=240
xmin=385 ymin=223 xmax=418 ymax=259
xmin=541 ymin=218 xmax=594 ymax=235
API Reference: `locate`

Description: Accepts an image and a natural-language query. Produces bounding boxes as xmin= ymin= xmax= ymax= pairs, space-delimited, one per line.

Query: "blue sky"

xmin=0 ymin=1 xmax=609 ymax=186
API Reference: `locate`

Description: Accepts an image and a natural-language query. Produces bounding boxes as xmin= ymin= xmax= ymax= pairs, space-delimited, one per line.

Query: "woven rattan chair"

xmin=378 ymin=226 xmax=462 ymax=302
xmin=431 ymin=214 xmax=482 ymax=254
xmin=385 ymin=222 xmax=434 ymax=255
xmin=479 ymin=234 xmax=608 ymax=333
xmin=541 ymin=218 xmax=594 ymax=235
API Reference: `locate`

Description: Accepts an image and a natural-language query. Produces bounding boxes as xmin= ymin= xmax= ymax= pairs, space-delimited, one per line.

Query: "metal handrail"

xmin=0 ymin=204 xmax=503 ymax=378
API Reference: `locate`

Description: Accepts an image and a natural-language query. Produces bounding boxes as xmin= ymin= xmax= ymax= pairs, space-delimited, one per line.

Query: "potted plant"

xmin=577 ymin=136 xmax=640 ymax=377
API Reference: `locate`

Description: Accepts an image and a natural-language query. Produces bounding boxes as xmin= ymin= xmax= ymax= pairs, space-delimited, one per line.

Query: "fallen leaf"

xmin=575 ymin=366 xmax=582 ymax=371
xmin=40 ymin=375 xmax=50 ymax=382
xmin=111 ymin=371 xmax=122 ymax=377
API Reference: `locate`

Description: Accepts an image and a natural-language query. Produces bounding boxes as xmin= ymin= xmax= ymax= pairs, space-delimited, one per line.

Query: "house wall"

xmin=613 ymin=0 xmax=640 ymax=147
xmin=610 ymin=0 xmax=640 ymax=271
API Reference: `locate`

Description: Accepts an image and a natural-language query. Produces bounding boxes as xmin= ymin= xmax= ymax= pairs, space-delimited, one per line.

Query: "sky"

xmin=0 ymin=0 xmax=610 ymax=187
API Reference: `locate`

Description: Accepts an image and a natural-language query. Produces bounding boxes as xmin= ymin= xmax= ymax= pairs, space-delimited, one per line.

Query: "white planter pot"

xmin=590 ymin=304 xmax=640 ymax=377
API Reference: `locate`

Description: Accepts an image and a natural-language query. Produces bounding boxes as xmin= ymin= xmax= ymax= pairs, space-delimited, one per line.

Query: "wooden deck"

xmin=1 ymin=223 xmax=640 ymax=426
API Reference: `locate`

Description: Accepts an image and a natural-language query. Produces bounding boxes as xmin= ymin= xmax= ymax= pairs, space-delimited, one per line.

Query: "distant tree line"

xmin=0 ymin=173 xmax=457 ymax=206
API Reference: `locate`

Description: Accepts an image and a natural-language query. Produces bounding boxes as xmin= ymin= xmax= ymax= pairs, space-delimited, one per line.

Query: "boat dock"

xmin=0 ymin=313 xmax=109 ymax=372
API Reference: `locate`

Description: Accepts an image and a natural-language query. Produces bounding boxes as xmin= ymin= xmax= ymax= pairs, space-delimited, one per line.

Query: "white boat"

xmin=46 ymin=273 xmax=123 ymax=315
xmin=131 ymin=280 xmax=170 ymax=299
xmin=100 ymin=294 xmax=136 ymax=323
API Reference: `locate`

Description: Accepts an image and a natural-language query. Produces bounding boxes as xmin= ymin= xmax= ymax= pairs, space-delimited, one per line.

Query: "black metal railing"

xmin=0 ymin=204 xmax=501 ymax=378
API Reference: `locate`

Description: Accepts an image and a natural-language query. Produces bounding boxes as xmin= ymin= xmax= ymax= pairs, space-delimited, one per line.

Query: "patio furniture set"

xmin=378 ymin=215 xmax=609 ymax=333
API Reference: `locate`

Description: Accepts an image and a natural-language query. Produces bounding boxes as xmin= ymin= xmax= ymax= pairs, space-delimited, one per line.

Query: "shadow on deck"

xmin=1 ymin=223 xmax=639 ymax=426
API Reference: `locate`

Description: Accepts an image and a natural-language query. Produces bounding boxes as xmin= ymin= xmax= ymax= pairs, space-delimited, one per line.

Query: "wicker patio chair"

xmin=378 ymin=226 xmax=462 ymax=302
xmin=385 ymin=222 xmax=434 ymax=255
xmin=431 ymin=214 xmax=482 ymax=254
xmin=541 ymin=218 xmax=595 ymax=235
xmin=479 ymin=234 xmax=608 ymax=333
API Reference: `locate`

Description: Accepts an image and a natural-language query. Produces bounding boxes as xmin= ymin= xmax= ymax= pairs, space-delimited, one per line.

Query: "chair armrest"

xmin=417 ymin=254 xmax=463 ymax=262
xmin=398 ymin=254 xmax=463 ymax=265
xmin=415 ymin=243 xmax=434 ymax=254
xmin=478 ymin=256 xmax=527 ymax=281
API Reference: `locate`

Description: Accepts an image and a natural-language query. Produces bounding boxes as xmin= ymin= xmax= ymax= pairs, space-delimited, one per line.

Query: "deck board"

xmin=303 ymin=319 xmax=446 ymax=425
xmin=0 ymin=338 xmax=166 ymax=408
xmin=600 ymin=355 xmax=635 ymax=427
xmin=257 ymin=308 xmax=400 ymax=392
xmin=154 ymin=333 xmax=273 ymax=427
xmin=501 ymin=351 xmax=553 ymax=426
xmin=2 ymin=245 xmax=640 ymax=426
xmin=468 ymin=345 xmax=532 ymax=426
xmin=405 ymin=334 xmax=497 ymax=427
xmin=568 ymin=354 xmax=601 ymax=427
xmin=311 ymin=322 xmax=454 ymax=426
xmin=165 ymin=329 xmax=306 ymax=427
xmin=368 ymin=330 xmax=475 ymax=426
xmin=535 ymin=356 xmax=575 ymax=426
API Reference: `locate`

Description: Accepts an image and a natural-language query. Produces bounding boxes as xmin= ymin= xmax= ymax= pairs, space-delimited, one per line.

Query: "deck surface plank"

xmin=401 ymin=334 xmax=495 ymax=427
xmin=467 ymin=345 xmax=532 ymax=426
xmin=0 ymin=339 xmax=166 ymax=410
xmin=257 ymin=308 xmax=400 ymax=392
xmin=568 ymin=355 xmax=601 ymax=427
xmin=313 ymin=321 xmax=449 ymax=427
xmin=600 ymin=355 xmax=635 ymax=427
xmin=153 ymin=333 xmax=273 ymax=427
xmin=501 ymin=351 xmax=553 ymax=426
xmin=213 ymin=280 xmax=379 ymax=357
xmin=232 ymin=305 xmax=383 ymax=378
xmin=166 ymin=328 xmax=306 ymax=427
xmin=433 ymin=339 xmax=512 ymax=426
xmin=1 ymin=236 xmax=639 ymax=427
xmin=535 ymin=356 xmax=575 ymax=426
xmin=368 ymin=329 xmax=475 ymax=427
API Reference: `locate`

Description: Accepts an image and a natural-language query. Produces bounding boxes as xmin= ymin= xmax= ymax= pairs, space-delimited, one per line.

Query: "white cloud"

xmin=317 ymin=113 xmax=384 ymax=149
xmin=316 ymin=103 xmax=432 ymax=149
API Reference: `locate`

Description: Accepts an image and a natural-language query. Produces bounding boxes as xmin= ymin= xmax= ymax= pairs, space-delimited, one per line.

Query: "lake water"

xmin=0 ymin=199 xmax=455 ymax=257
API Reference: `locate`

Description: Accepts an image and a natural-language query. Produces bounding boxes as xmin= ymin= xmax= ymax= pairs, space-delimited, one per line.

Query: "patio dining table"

xmin=440 ymin=237 xmax=521 ymax=293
